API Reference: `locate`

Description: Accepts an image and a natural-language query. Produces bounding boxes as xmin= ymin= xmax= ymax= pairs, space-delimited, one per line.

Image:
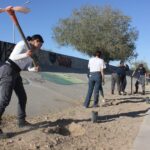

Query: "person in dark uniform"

xmin=122 ymin=64 xmax=129 ymax=93
xmin=116 ymin=61 xmax=129 ymax=95
xmin=132 ymin=64 xmax=146 ymax=95
xmin=0 ymin=34 xmax=44 ymax=139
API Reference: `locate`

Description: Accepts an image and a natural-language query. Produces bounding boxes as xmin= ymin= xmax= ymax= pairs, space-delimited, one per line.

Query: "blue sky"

xmin=0 ymin=0 xmax=150 ymax=66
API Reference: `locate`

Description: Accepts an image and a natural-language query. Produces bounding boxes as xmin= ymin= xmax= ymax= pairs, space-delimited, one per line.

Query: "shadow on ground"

xmin=97 ymin=108 xmax=149 ymax=123
xmin=6 ymin=108 xmax=149 ymax=138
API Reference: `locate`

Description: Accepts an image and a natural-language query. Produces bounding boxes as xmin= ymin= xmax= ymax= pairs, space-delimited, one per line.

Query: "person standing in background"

xmin=122 ymin=64 xmax=130 ymax=94
xmin=132 ymin=64 xmax=146 ymax=95
xmin=84 ymin=50 xmax=105 ymax=108
xmin=116 ymin=61 xmax=128 ymax=95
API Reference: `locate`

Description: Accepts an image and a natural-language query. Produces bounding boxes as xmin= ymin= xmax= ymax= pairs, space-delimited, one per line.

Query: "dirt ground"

xmin=0 ymin=84 xmax=150 ymax=150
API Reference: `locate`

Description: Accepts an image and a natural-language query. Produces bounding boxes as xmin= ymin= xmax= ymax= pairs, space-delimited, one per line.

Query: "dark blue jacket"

xmin=135 ymin=67 xmax=146 ymax=78
xmin=117 ymin=66 xmax=128 ymax=77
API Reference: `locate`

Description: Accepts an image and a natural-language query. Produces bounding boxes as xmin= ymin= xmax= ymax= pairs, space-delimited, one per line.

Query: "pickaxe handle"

xmin=6 ymin=9 xmax=36 ymax=67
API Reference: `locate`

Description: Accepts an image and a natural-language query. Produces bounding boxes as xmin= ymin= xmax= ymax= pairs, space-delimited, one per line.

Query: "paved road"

xmin=133 ymin=107 xmax=150 ymax=150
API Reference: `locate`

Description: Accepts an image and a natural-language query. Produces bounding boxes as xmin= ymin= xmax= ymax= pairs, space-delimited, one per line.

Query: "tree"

xmin=52 ymin=5 xmax=138 ymax=62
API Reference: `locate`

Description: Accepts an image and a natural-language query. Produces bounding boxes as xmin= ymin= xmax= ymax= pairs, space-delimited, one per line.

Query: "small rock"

xmin=7 ymin=140 xmax=14 ymax=144
xmin=18 ymin=137 xmax=22 ymax=141
xmin=35 ymin=145 xmax=40 ymax=149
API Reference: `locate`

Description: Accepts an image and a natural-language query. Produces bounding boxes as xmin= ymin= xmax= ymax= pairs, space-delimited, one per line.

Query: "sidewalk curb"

xmin=133 ymin=108 xmax=150 ymax=150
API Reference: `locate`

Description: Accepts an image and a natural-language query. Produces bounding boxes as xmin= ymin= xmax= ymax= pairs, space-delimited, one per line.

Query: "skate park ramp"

xmin=41 ymin=72 xmax=85 ymax=85
xmin=5 ymin=70 xmax=88 ymax=117
xmin=5 ymin=70 xmax=134 ymax=117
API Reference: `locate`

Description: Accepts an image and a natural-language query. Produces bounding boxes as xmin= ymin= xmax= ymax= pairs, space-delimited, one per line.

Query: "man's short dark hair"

xmin=95 ymin=50 xmax=102 ymax=58
xmin=139 ymin=63 xmax=143 ymax=67
xmin=120 ymin=60 xmax=124 ymax=65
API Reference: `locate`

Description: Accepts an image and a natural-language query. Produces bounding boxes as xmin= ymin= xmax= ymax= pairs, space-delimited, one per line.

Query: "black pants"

xmin=118 ymin=75 xmax=126 ymax=93
xmin=0 ymin=63 xmax=27 ymax=120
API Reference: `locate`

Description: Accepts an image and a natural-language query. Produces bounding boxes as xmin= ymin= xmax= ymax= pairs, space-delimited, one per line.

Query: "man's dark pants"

xmin=0 ymin=64 xmax=27 ymax=121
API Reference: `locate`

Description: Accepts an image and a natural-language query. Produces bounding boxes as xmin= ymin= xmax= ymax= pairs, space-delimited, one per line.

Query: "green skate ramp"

xmin=41 ymin=72 xmax=85 ymax=85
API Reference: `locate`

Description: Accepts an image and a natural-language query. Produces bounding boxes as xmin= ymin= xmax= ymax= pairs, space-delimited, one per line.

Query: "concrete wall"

xmin=0 ymin=41 xmax=88 ymax=72
xmin=1 ymin=41 xmax=130 ymax=75
xmin=38 ymin=50 xmax=88 ymax=70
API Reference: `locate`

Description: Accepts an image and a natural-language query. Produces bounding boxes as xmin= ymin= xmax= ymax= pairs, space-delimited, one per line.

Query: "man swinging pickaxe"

xmin=0 ymin=6 xmax=37 ymax=66
xmin=0 ymin=6 xmax=37 ymax=139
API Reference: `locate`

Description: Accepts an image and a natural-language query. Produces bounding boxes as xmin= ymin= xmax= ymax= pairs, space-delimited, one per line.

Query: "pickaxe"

xmin=0 ymin=6 xmax=36 ymax=66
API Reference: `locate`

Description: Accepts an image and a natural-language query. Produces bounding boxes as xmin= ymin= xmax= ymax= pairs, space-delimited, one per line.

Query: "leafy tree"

xmin=52 ymin=5 xmax=138 ymax=62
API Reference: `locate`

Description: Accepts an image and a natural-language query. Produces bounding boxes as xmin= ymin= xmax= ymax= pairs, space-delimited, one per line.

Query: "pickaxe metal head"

xmin=0 ymin=5 xmax=37 ymax=67
xmin=0 ymin=6 xmax=30 ymax=26
xmin=0 ymin=6 xmax=30 ymax=14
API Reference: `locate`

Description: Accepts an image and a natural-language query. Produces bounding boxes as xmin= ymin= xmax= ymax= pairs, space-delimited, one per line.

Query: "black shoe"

xmin=142 ymin=91 xmax=145 ymax=95
xmin=123 ymin=92 xmax=127 ymax=95
xmin=0 ymin=118 xmax=2 ymax=125
xmin=93 ymin=104 xmax=100 ymax=108
xmin=118 ymin=92 xmax=121 ymax=95
xmin=0 ymin=129 xmax=2 ymax=134
xmin=111 ymin=90 xmax=114 ymax=95
xmin=18 ymin=120 xmax=33 ymax=128
xmin=0 ymin=129 xmax=13 ymax=139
